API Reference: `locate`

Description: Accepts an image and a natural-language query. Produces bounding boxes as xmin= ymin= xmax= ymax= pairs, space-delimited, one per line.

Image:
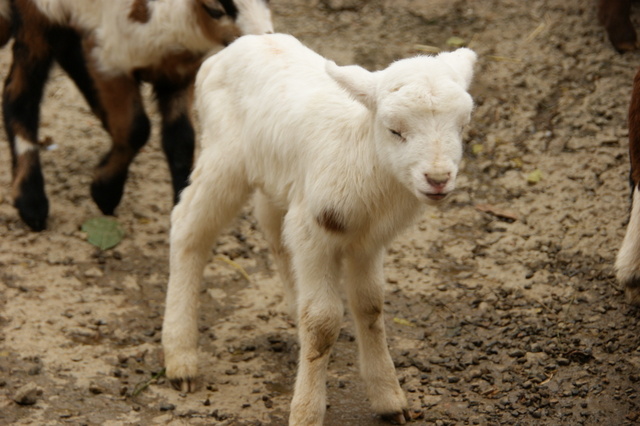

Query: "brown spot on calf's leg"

xmin=128 ymin=0 xmax=151 ymax=23
xmin=299 ymin=306 xmax=341 ymax=362
xmin=316 ymin=208 xmax=346 ymax=233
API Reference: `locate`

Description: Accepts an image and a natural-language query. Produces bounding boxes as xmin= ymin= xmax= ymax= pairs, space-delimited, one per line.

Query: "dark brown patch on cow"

xmin=193 ymin=0 xmax=241 ymax=46
xmin=135 ymin=51 xmax=203 ymax=88
xmin=316 ymin=208 xmax=347 ymax=233
xmin=4 ymin=0 xmax=53 ymax=104
xmin=0 ymin=16 xmax=12 ymax=47
xmin=128 ymin=0 xmax=151 ymax=23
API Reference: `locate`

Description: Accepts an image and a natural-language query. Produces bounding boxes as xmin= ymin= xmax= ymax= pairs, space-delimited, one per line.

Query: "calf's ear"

xmin=326 ymin=61 xmax=377 ymax=110
xmin=438 ymin=47 xmax=477 ymax=90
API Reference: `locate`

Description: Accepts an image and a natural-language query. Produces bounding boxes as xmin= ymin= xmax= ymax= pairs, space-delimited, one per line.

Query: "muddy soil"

xmin=1 ymin=0 xmax=640 ymax=425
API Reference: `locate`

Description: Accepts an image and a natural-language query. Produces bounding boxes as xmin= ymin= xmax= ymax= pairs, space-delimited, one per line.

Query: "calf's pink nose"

xmin=425 ymin=173 xmax=450 ymax=191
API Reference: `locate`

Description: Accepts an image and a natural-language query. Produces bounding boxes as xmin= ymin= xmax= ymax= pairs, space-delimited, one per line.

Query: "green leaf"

xmin=81 ymin=217 xmax=124 ymax=250
xmin=393 ymin=317 xmax=415 ymax=327
xmin=446 ymin=36 xmax=466 ymax=48
xmin=471 ymin=143 xmax=484 ymax=155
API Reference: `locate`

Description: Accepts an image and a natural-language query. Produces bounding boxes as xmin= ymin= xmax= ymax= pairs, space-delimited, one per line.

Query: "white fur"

xmin=31 ymin=0 xmax=273 ymax=75
xmin=162 ymin=33 xmax=476 ymax=425
xmin=616 ymin=186 xmax=640 ymax=305
xmin=14 ymin=135 xmax=37 ymax=156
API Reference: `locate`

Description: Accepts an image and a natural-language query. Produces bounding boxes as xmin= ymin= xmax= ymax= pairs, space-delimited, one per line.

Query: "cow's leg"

xmin=2 ymin=7 xmax=54 ymax=230
xmin=53 ymin=28 xmax=106 ymax=125
xmin=88 ymin=72 xmax=150 ymax=214
xmin=617 ymin=186 xmax=640 ymax=305
xmin=598 ymin=0 xmax=637 ymax=52
xmin=153 ymin=80 xmax=195 ymax=204
xmin=617 ymin=68 xmax=640 ymax=305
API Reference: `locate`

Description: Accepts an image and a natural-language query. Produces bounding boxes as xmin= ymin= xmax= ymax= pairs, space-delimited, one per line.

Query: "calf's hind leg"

xmin=162 ymin=148 xmax=252 ymax=392
xmin=254 ymin=192 xmax=298 ymax=320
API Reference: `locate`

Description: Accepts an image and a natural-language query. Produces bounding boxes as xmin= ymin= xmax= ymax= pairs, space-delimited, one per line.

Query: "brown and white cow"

xmin=1 ymin=0 xmax=273 ymax=230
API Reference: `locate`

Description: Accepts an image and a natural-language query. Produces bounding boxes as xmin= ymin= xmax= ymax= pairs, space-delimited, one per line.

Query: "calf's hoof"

xmin=625 ymin=278 xmax=640 ymax=306
xmin=169 ymin=376 xmax=197 ymax=393
xmin=164 ymin=350 xmax=199 ymax=393
xmin=381 ymin=408 xmax=412 ymax=425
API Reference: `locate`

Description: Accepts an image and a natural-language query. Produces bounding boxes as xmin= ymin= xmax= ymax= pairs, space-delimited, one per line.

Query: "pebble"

xmin=508 ymin=349 xmax=526 ymax=358
xmin=89 ymin=383 xmax=105 ymax=395
xmin=84 ymin=267 xmax=103 ymax=278
xmin=13 ymin=382 xmax=42 ymax=405
xmin=159 ymin=403 xmax=176 ymax=411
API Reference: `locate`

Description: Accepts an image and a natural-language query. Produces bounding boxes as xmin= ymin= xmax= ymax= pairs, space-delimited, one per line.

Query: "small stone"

xmin=89 ymin=383 xmax=104 ymax=395
xmin=509 ymin=349 xmax=526 ymax=358
xmin=84 ymin=267 xmax=103 ymax=278
xmin=159 ymin=403 xmax=176 ymax=411
xmin=13 ymin=383 xmax=42 ymax=405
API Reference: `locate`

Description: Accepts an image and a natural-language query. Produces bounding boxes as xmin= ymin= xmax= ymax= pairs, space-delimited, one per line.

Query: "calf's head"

xmin=327 ymin=48 xmax=476 ymax=204
xmin=196 ymin=0 xmax=273 ymax=46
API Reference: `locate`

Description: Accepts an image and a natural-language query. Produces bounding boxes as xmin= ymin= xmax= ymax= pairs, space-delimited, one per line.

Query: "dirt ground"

xmin=1 ymin=0 xmax=640 ymax=425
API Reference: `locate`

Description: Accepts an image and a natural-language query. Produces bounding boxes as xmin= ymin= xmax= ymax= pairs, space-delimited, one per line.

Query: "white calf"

xmin=162 ymin=33 xmax=476 ymax=425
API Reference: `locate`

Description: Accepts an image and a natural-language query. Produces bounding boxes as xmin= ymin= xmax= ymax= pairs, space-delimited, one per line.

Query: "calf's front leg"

xmin=345 ymin=249 xmax=409 ymax=423
xmin=285 ymin=209 xmax=344 ymax=425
